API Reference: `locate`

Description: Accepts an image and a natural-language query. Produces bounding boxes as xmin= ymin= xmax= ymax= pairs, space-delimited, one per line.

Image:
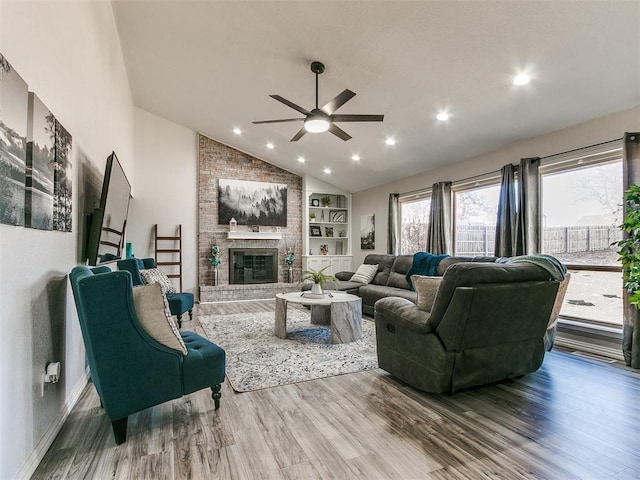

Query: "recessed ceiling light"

xmin=351 ymin=154 xmax=360 ymax=161
xmin=513 ymin=73 xmax=531 ymax=86
xmin=233 ymin=127 xmax=242 ymax=135
xmin=385 ymin=137 xmax=396 ymax=146
xmin=266 ymin=142 xmax=275 ymax=149
xmin=436 ymin=111 xmax=449 ymax=121
xmin=297 ymin=156 xmax=305 ymax=163
xmin=323 ymin=168 xmax=332 ymax=174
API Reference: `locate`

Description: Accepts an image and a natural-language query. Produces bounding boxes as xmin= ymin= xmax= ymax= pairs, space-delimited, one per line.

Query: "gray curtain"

xmin=515 ymin=157 xmax=541 ymax=255
xmin=426 ymin=182 xmax=452 ymax=254
xmin=388 ymin=193 xmax=400 ymax=255
xmin=495 ymin=164 xmax=517 ymax=256
xmin=623 ymin=132 xmax=640 ymax=368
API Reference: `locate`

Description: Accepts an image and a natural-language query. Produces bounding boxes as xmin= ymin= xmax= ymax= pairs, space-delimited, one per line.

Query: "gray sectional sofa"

xmin=326 ymin=253 xmax=496 ymax=316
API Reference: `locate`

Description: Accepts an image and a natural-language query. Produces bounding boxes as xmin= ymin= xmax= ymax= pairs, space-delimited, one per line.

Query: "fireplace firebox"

xmin=229 ymin=248 xmax=278 ymax=285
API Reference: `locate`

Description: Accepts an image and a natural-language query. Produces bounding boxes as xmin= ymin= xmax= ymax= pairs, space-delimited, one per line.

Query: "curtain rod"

xmin=540 ymin=137 xmax=623 ymax=160
xmin=399 ymin=137 xmax=623 ymax=197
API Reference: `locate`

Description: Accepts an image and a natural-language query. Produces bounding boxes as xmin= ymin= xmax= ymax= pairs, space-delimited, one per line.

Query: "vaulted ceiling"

xmin=112 ymin=0 xmax=640 ymax=192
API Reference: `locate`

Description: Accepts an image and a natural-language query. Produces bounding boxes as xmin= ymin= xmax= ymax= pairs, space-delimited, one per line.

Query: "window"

xmin=454 ymin=184 xmax=500 ymax=256
xmin=541 ymin=159 xmax=623 ymax=326
xmin=400 ymin=196 xmax=430 ymax=254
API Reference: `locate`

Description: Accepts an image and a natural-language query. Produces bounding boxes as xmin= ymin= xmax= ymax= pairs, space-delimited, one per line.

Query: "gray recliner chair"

xmin=374 ymin=261 xmax=566 ymax=394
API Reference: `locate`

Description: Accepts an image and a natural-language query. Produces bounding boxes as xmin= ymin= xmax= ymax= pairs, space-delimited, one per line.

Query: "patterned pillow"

xmin=140 ymin=268 xmax=177 ymax=294
xmin=350 ymin=264 xmax=379 ymax=284
xmin=412 ymin=275 xmax=443 ymax=312
xmin=132 ymin=283 xmax=187 ymax=354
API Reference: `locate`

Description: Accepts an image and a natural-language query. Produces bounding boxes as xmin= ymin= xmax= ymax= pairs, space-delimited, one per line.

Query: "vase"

xmin=213 ymin=266 xmax=219 ymax=286
xmin=287 ymin=266 xmax=294 ymax=283
xmin=311 ymin=282 xmax=322 ymax=295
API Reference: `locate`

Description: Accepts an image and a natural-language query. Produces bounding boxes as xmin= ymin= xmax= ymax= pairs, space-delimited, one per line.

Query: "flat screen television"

xmin=86 ymin=152 xmax=131 ymax=265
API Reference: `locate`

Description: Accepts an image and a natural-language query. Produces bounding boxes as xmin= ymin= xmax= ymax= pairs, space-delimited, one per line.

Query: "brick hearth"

xmin=200 ymin=283 xmax=300 ymax=303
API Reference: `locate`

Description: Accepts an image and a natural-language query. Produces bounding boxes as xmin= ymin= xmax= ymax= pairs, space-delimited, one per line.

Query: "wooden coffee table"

xmin=274 ymin=291 xmax=362 ymax=344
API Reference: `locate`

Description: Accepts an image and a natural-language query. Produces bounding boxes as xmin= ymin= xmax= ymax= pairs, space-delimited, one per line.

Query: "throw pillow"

xmin=140 ymin=268 xmax=177 ymax=294
xmin=412 ymin=275 xmax=443 ymax=312
xmin=132 ymin=283 xmax=187 ymax=355
xmin=350 ymin=263 xmax=379 ymax=284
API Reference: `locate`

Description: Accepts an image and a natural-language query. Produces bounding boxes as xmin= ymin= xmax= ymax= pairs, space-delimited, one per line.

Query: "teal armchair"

xmin=69 ymin=266 xmax=225 ymax=444
xmin=117 ymin=257 xmax=194 ymax=328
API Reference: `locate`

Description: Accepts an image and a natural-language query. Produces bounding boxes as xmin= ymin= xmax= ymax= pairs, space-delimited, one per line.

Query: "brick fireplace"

xmin=198 ymin=134 xmax=302 ymax=302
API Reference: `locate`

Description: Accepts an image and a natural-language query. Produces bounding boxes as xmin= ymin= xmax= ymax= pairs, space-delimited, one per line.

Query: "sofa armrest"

xmin=374 ymin=297 xmax=434 ymax=334
xmin=335 ymin=271 xmax=354 ymax=281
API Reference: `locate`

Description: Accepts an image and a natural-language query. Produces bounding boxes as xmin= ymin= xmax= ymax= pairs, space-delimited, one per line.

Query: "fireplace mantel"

xmin=227 ymin=231 xmax=282 ymax=240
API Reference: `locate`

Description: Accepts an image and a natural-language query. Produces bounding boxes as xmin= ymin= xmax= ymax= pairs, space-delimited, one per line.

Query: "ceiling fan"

xmin=252 ymin=61 xmax=384 ymax=142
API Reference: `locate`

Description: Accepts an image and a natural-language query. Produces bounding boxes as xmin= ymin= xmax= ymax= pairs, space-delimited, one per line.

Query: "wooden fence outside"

xmin=454 ymin=224 xmax=620 ymax=256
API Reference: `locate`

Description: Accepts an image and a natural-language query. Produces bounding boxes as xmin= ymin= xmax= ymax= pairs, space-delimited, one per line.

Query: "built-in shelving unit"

xmin=303 ymin=191 xmax=352 ymax=275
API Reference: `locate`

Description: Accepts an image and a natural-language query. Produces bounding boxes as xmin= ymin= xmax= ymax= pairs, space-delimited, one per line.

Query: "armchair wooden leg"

xmin=176 ymin=314 xmax=182 ymax=329
xmin=188 ymin=309 xmax=193 ymax=320
xmin=112 ymin=417 xmax=128 ymax=445
xmin=211 ymin=384 xmax=222 ymax=410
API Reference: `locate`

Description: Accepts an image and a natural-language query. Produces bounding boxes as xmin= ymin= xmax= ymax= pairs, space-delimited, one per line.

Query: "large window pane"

xmin=400 ymin=198 xmax=430 ymax=254
xmin=454 ymin=185 xmax=499 ymax=255
xmin=541 ymin=161 xmax=623 ymax=326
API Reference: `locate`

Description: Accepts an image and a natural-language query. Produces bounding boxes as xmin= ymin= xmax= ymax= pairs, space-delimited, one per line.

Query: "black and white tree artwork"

xmin=361 ymin=213 xmax=375 ymax=250
xmin=0 ymin=53 xmax=28 ymax=226
xmin=53 ymin=119 xmax=72 ymax=232
xmin=25 ymin=92 xmax=54 ymax=230
xmin=218 ymin=179 xmax=287 ymax=226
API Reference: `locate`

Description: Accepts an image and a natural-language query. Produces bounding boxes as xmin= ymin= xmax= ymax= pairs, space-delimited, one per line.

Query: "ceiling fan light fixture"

xmin=304 ymin=115 xmax=330 ymax=133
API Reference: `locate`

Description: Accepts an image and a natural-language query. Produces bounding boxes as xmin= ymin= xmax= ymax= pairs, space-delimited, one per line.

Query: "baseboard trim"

xmin=554 ymin=336 xmax=625 ymax=362
xmin=13 ymin=372 xmax=89 ymax=480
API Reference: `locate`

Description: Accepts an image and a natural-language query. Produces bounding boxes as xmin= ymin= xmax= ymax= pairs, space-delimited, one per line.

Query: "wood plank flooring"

xmin=32 ymin=301 xmax=640 ymax=479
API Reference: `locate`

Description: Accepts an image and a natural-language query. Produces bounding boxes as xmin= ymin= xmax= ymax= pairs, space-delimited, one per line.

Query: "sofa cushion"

xmin=140 ymin=268 xmax=177 ymax=294
xmin=436 ymin=256 xmax=497 ymax=276
xmin=359 ymin=284 xmax=417 ymax=309
xmin=351 ymin=264 xmax=379 ymax=284
xmin=362 ymin=254 xmax=396 ymax=285
xmin=386 ymin=254 xmax=413 ymax=290
xmin=132 ymin=283 xmax=187 ymax=354
xmin=412 ymin=275 xmax=443 ymax=312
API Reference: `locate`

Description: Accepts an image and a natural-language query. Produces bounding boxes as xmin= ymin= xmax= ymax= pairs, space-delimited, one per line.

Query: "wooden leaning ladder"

xmin=154 ymin=224 xmax=183 ymax=292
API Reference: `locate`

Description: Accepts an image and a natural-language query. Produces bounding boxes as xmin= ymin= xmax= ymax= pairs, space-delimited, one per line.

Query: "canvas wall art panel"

xmin=361 ymin=213 xmax=375 ymax=250
xmin=0 ymin=53 xmax=28 ymax=226
xmin=53 ymin=119 xmax=72 ymax=232
xmin=25 ymin=92 xmax=55 ymax=230
xmin=218 ymin=179 xmax=287 ymax=226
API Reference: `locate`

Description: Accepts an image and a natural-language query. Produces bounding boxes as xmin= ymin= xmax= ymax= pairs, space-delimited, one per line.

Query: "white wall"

xmin=127 ymin=108 xmax=198 ymax=293
xmin=352 ymin=106 xmax=640 ymax=266
xmin=0 ymin=1 xmax=134 ymax=479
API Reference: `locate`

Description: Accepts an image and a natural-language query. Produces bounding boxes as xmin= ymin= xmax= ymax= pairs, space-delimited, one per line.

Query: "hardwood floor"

xmin=32 ymin=301 xmax=640 ymax=479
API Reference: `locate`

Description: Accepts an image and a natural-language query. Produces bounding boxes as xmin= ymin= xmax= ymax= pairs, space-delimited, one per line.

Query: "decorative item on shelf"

xmin=325 ymin=226 xmax=334 ymax=237
xmin=229 ymin=217 xmax=237 ymax=232
xmin=309 ymin=211 xmax=317 ymax=222
xmin=321 ymin=210 xmax=326 ymax=222
xmin=284 ymin=249 xmax=295 ymax=283
xmin=339 ymin=229 xmax=346 ymax=237
xmin=321 ymin=196 xmax=331 ymax=207
xmin=310 ymin=225 xmax=322 ymax=237
xmin=301 ymin=266 xmax=337 ymax=295
xmin=311 ymin=198 xmax=320 ymax=207
xmin=125 ymin=242 xmax=133 ymax=258
xmin=330 ymin=210 xmax=345 ymax=223
xmin=251 ymin=225 xmax=259 ymax=233
xmin=336 ymin=240 xmax=344 ymax=255
xmin=320 ymin=244 xmax=328 ymax=255
xmin=209 ymin=245 xmax=222 ymax=286
xmin=276 ymin=226 xmax=282 ymax=233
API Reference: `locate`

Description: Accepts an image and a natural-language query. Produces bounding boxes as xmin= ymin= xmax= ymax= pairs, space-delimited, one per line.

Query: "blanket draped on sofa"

xmin=405 ymin=252 xmax=450 ymax=290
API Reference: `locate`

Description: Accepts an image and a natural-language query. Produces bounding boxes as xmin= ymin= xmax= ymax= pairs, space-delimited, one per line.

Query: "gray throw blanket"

xmin=506 ymin=254 xmax=567 ymax=281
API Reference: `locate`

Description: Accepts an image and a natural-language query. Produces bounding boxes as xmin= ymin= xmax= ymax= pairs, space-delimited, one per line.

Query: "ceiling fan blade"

xmin=328 ymin=123 xmax=352 ymax=142
xmin=330 ymin=114 xmax=384 ymax=123
xmin=270 ymin=95 xmax=310 ymax=115
xmin=252 ymin=118 xmax=305 ymax=124
xmin=290 ymin=127 xmax=307 ymax=142
xmin=320 ymin=89 xmax=356 ymax=115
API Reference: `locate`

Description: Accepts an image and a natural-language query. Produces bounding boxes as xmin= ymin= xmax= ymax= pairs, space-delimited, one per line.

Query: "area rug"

xmin=199 ymin=310 xmax=378 ymax=392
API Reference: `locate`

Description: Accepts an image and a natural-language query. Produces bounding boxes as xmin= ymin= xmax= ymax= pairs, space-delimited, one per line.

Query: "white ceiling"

xmin=111 ymin=0 xmax=640 ymax=193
